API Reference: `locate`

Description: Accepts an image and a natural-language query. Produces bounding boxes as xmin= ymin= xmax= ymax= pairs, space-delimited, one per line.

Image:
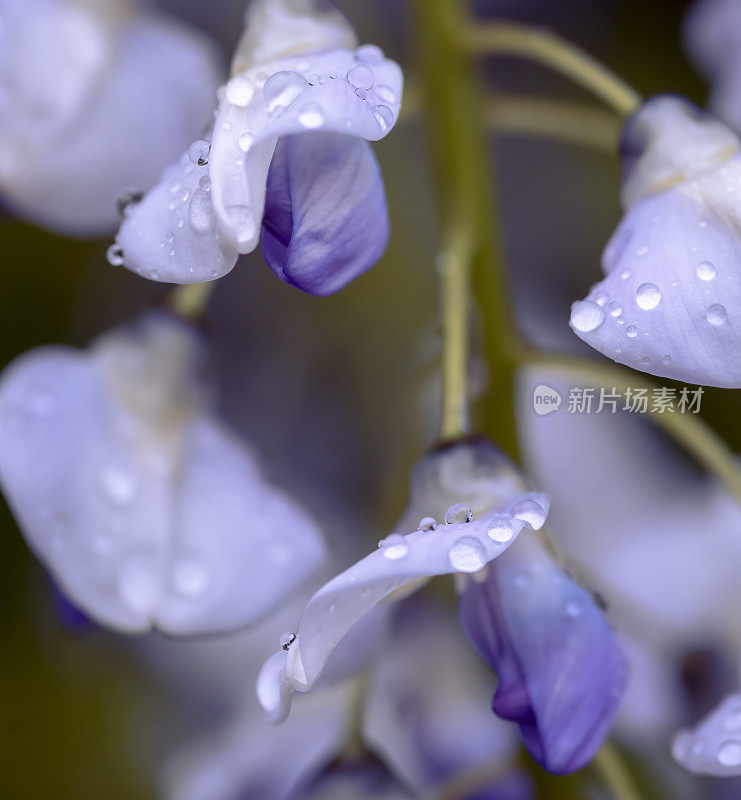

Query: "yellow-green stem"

xmin=464 ymin=21 xmax=641 ymax=116
xmin=413 ymin=0 xmax=520 ymax=458
xmin=593 ymin=743 xmax=643 ymax=800
xmin=168 ymin=282 xmax=214 ymax=321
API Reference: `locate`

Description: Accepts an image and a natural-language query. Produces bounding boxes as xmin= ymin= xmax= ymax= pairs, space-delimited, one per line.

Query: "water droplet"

xmin=445 ymin=503 xmax=473 ymax=524
xmin=378 ymin=533 xmax=409 ymax=560
xmin=355 ymin=44 xmax=384 ymax=63
xmin=448 ymin=536 xmax=486 ymax=573
xmin=280 ymin=632 xmax=296 ymax=651
xmin=99 ymin=466 xmax=137 ymax=505
xmin=188 ymin=189 xmax=212 ymax=235
xmin=661 ymin=354 xmax=672 ymax=366
xmin=347 ymin=64 xmax=374 ymax=90
xmin=355 ymin=87 xmax=367 ymax=100
xmin=225 ymin=76 xmax=255 ymax=107
xmin=173 ymin=559 xmax=209 ymax=597
xmin=707 ymin=303 xmax=727 ymax=326
xmin=116 ymin=189 xmax=143 ymax=217
xmin=486 ymin=515 xmax=514 ymax=543
xmin=565 ymin=599 xmax=583 ymax=618
xmin=298 ymin=104 xmax=324 ymax=128
xmin=511 ymin=499 xmax=546 ymax=530
xmin=263 ymin=71 xmax=308 ymax=113
xmin=307 ymin=73 xmax=323 ymax=85
xmin=718 ymin=740 xmax=741 ymax=767
xmin=616 ymin=315 xmax=626 ymax=325
xmin=608 ymin=301 xmax=623 ymax=317
xmin=697 ymin=261 xmax=717 ymax=281
xmin=106 ymin=244 xmax=124 ymax=267
xmin=418 ymin=516 xmax=437 ymax=532
xmin=593 ymin=291 xmax=609 ymax=306
xmin=198 ymin=175 xmax=212 ymax=191
xmin=373 ymin=105 xmax=394 ymax=132
xmin=635 ymin=283 xmax=661 ymax=310
xmin=570 ymin=300 xmax=605 ymax=333
xmin=641 ymin=356 xmax=650 ymax=365
xmin=238 ymin=131 xmax=254 ymax=152
xmin=626 ymin=325 xmax=638 ymax=338
xmin=636 ymin=246 xmax=649 ymax=256
xmin=188 ymin=138 xmax=211 ymax=167
xmin=620 ymin=268 xmax=632 ymax=280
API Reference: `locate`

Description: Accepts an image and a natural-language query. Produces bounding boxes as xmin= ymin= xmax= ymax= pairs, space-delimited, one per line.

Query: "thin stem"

xmin=464 ymin=22 xmax=641 ymax=117
xmin=593 ymin=743 xmax=642 ymax=800
xmin=413 ymin=0 xmax=520 ymax=458
xmin=168 ymin=282 xmax=213 ymax=321
xmin=487 ymin=95 xmax=620 ymax=153
xmin=521 ymin=349 xmax=741 ymax=507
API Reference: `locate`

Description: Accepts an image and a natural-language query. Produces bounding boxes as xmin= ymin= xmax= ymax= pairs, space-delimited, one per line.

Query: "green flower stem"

xmin=463 ymin=21 xmax=641 ymax=117
xmin=413 ymin=0 xmax=520 ymax=457
xmin=168 ymin=282 xmax=214 ymax=321
xmin=592 ymin=742 xmax=643 ymax=800
xmin=521 ymin=349 xmax=741 ymax=506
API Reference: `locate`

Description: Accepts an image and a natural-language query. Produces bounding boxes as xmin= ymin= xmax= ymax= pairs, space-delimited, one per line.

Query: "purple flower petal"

xmin=261 ymin=132 xmax=389 ymax=296
xmin=459 ymin=542 xmax=628 ymax=774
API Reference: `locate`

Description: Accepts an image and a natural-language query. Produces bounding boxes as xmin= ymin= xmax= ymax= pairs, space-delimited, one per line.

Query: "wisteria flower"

xmin=0 ymin=312 xmax=326 ymax=635
xmin=256 ymin=438 xmax=625 ymax=774
xmin=0 ymin=0 xmax=222 ymax=235
xmin=569 ymin=94 xmax=741 ymax=387
xmin=114 ymin=0 xmax=403 ymax=295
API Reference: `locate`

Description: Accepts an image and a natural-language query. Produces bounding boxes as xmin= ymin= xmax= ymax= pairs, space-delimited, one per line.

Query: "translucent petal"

xmin=673 ymin=692 xmax=741 ymax=776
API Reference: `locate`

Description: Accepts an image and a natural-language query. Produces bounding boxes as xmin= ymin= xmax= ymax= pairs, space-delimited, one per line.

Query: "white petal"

xmin=231 ymin=0 xmax=357 ymax=74
xmin=0 ymin=315 xmax=325 ymax=634
xmin=673 ymin=692 xmax=741 ymax=776
xmin=209 ymin=47 xmax=403 ymax=256
xmin=0 ymin=0 xmax=221 ymax=235
xmin=571 ymin=156 xmax=741 ymax=387
xmin=257 ymin=491 xmax=549 ymax=717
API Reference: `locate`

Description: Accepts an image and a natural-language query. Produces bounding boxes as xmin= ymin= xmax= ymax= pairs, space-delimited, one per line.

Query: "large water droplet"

xmin=448 ymin=536 xmax=486 ymax=573
xmin=225 ymin=76 xmax=255 ymax=107
xmin=486 ymin=515 xmax=514 ymax=543
xmin=172 ymin=559 xmax=209 ymax=597
xmin=718 ymin=740 xmax=741 ymax=767
xmin=635 ymin=283 xmax=661 ymax=310
xmin=570 ymin=300 xmax=605 ymax=333
xmin=106 ymin=243 xmax=124 ymax=267
xmin=188 ymin=139 xmax=211 ymax=167
xmin=347 ymin=64 xmax=374 ymax=90
xmin=188 ymin=189 xmax=212 ymax=235
xmin=707 ymin=304 xmax=727 ymax=326
xmin=263 ymin=71 xmax=308 ymax=113
xmin=373 ymin=105 xmax=394 ymax=132
xmin=697 ymin=261 xmax=717 ymax=281
xmin=378 ymin=533 xmax=409 ymax=560
xmin=445 ymin=503 xmax=473 ymax=524
xmin=511 ymin=499 xmax=546 ymax=530
xmin=418 ymin=516 xmax=437 ymax=532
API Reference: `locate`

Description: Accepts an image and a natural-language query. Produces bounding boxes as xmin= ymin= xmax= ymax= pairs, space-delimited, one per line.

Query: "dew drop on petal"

xmin=99 ymin=466 xmax=137 ymax=505
xmin=373 ymin=105 xmax=394 ymax=132
xmin=661 ymin=354 xmax=672 ymax=366
xmin=697 ymin=261 xmax=717 ymax=281
xmin=298 ymin=104 xmax=324 ymax=128
xmin=418 ymin=516 xmax=437 ymax=532
xmin=486 ymin=515 xmax=514 ymax=543
xmin=445 ymin=503 xmax=473 ymax=524
xmin=707 ymin=304 xmax=727 ymax=326
xmin=188 ymin=189 xmax=212 ymax=235
xmin=608 ymin=301 xmax=623 ymax=317
xmin=620 ymin=268 xmax=632 ymax=280
xmin=172 ymin=559 xmax=209 ymax=598
xmin=511 ymin=499 xmax=546 ymax=530
xmin=238 ymin=131 xmax=254 ymax=152
xmin=718 ymin=740 xmax=741 ymax=767
xmin=280 ymin=632 xmax=296 ymax=651
xmin=347 ymin=64 xmax=374 ymax=90
xmin=116 ymin=189 xmax=143 ymax=217
xmin=198 ymin=175 xmax=212 ymax=191
xmin=188 ymin=139 xmax=211 ymax=167
xmin=225 ymin=76 xmax=255 ymax=107
xmin=592 ymin=290 xmax=609 ymax=307
xmin=626 ymin=325 xmax=638 ymax=339
xmin=635 ymin=283 xmax=661 ymax=310
xmin=378 ymin=533 xmax=409 ymax=560
xmin=448 ymin=536 xmax=486 ymax=573
xmin=106 ymin=244 xmax=124 ymax=267
xmin=570 ymin=300 xmax=605 ymax=333
xmin=263 ymin=71 xmax=308 ymax=113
